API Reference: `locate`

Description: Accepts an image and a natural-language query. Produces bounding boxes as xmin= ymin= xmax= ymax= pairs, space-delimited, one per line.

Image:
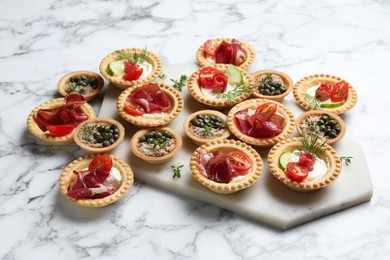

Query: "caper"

xmin=73 ymin=77 xmax=80 ymax=82
xmin=109 ymin=138 xmax=115 ymax=144
xmin=114 ymin=133 xmax=119 ymax=139
xmin=317 ymin=119 xmax=324 ymax=126
xmin=153 ymin=131 xmax=162 ymax=138
xmin=197 ymin=114 xmax=204 ymax=120
xmin=89 ymin=77 xmax=96 ymax=84
xmin=274 ymin=90 xmax=281 ymax=95
xmin=163 ymin=132 xmax=173 ymax=139
xmin=102 ymin=132 xmax=110 ymax=140
xmin=325 ymin=129 xmax=331 ymax=136
xmin=69 ymin=77 xmax=75 ymax=82
xmin=280 ymin=86 xmax=287 ymax=93
xmin=319 ymin=125 xmax=326 ymax=132
xmin=263 ymin=89 xmax=271 ymax=95
xmin=328 ymin=120 xmax=337 ymax=127
xmin=334 ymin=125 xmax=341 ymax=133
xmin=139 ymin=135 xmax=146 ymax=142
xmin=93 ymin=132 xmax=102 ymax=140
xmin=204 ymin=116 xmax=210 ymax=123
xmin=103 ymin=140 xmax=111 ymax=147
xmin=97 ymin=126 xmax=106 ymax=132
xmin=329 ymin=131 xmax=337 ymax=138
xmin=147 ymin=138 xmax=154 ymax=144
xmin=145 ymin=132 xmax=154 ymax=139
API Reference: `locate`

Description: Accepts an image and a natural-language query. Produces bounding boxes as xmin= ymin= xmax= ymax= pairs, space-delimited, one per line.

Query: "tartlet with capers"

xmin=251 ymin=70 xmax=293 ymax=101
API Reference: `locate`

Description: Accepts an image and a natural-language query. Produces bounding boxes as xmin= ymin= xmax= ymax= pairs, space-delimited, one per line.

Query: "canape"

xmin=117 ymin=83 xmax=184 ymax=128
xmin=57 ymin=70 xmax=104 ymax=101
xmin=59 ymin=154 xmax=134 ymax=207
xmin=190 ymin=139 xmax=263 ymax=194
xmin=227 ymin=99 xmax=295 ymax=148
xmin=293 ymin=74 xmax=357 ymax=114
xmin=99 ymin=48 xmax=163 ymax=90
xmin=251 ymin=70 xmax=293 ymax=101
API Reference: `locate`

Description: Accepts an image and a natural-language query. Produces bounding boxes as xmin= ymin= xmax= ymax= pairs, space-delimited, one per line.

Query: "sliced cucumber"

xmin=107 ymin=60 xmax=124 ymax=76
xmin=320 ymin=102 xmax=344 ymax=108
xmin=225 ymin=64 xmax=244 ymax=86
xmin=278 ymin=152 xmax=296 ymax=170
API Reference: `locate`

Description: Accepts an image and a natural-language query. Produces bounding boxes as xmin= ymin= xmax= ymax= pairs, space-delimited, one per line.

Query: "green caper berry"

xmin=145 ymin=132 xmax=154 ymax=139
xmin=73 ymin=77 xmax=80 ymax=82
xmin=80 ymin=75 xmax=87 ymax=81
xmin=147 ymin=138 xmax=154 ymax=144
xmin=204 ymin=116 xmax=210 ymax=123
xmin=103 ymin=140 xmax=111 ymax=147
xmin=319 ymin=125 xmax=326 ymax=132
xmin=109 ymin=138 xmax=115 ymax=144
xmin=334 ymin=125 xmax=341 ymax=133
xmin=164 ymin=132 xmax=173 ymax=139
xmin=93 ymin=132 xmax=101 ymax=139
xmin=274 ymin=90 xmax=281 ymax=95
xmin=329 ymin=131 xmax=337 ymax=138
xmin=139 ymin=136 xmax=146 ymax=142
xmin=197 ymin=114 xmax=204 ymax=120
xmin=113 ymin=133 xmax=119 ymax=140
xmin=328 ymin=120 xmax=337 ymax=127
xmin=154 ymin=131 xmax=163 ymax=138
xmin=317 ymin=119 xmax=324 ymax=126
xmin=263 ymin=89 xmax=271 ymax=95
xmin=97 ymin=126 xmax=106 ymax=132
xmin=89 ymin=77 xmax=96 ymax=83
xmin=96 ymin=136 xmax=104 ymax=143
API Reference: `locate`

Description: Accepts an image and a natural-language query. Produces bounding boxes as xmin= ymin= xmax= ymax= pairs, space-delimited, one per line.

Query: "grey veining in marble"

xmin=1 ymin=0 xmax=390 ymax=259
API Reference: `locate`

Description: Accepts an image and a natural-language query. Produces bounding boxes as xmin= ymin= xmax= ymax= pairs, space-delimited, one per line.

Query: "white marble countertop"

xmin=1 ymin=0 xmax=389 ymax=259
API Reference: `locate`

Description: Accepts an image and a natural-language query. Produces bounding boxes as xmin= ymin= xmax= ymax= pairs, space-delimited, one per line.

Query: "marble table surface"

xmin=1 ymin=0 xmax=389 ymax=259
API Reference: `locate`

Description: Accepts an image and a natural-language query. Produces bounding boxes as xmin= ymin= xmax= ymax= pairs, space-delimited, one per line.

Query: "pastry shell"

xmin=251 ymin=70 xmax=293 ymax=101
xmin=196 ymin=38 xmax=256 ymax=69
xmin=184 ymin=110 xmax=231 ymax=146
xmin=130 ymin=127 xmax=182 ymax=164
xmin=188 ymin=64 xmax=252 ymax=109
xmin=189 ymin=139 xmax=263 ymax=194
xmin=293 ymin=74 xmax=358 ymax=114
xmin=99 ymin=48 xmax=163 ymax=90
xmin=117 ymin=83 xmax=184 ymax=128
xmin=227 ymin=99 xmax=295 ymax=148
xmin=296 ymin=110 xmax=346 ymax=145
xmin=267 ymin=137 xmax=342 ymax=192
xmin=26 ymin=98 xmax=96 ymax=145
xmin=73 ymin=117 xmax=125 ymax=153
xmin=57 ymin=70 xmax=104 ymax=101
xmin=59 ymin=154 xmax=134 ymax=207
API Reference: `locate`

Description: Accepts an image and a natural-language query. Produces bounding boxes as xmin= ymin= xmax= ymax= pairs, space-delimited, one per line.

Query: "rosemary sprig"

xmin=203 ymin=124 xmax=213 ymax=136
xmin=340 ymin=156 xmax=353 ymax=166
xmin=306 ymin=118 xmax=319 ymax=133
xmin=301 ymin=131 xmax=327 ymax=158
xmin=115 ymin=48 xmax=149 ymax=64
xmin=171 ymin=163 xmax=184 ymax=179
xmin=215 ymin=84 xmax=253 ymax=101
xmin=303 ymin=93 xmax=320 ymax=109
xmin=158 ymin=73 xmax=167 ymax=79
xmin=170 ymin=74 xmax=188 ymax=92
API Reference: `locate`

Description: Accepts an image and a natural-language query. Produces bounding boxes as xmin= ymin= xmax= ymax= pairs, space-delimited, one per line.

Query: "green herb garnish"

xmin=171 ymin=163 xmax=183 ymax=179
xmin=301 ymin=131 xmax=327 ymax=158
xmin=82 ymin=125 xmax=94 ymax=142
xmin=68 ymin=82 xmax=77 ymax=93
xmin=170 ymin=75 xmax=188 ymax=92
xmin=340 ymin=156 xmax=353 ymax=166
xmin=215 ymin=84 xmax=253 ymax=101
xmin=158 ymin=73 xmax=167 ymax=79
xmin=203 ymin=124 xmax=213 ymax=135
xmin=115 ymin=48 xmax=149 ymax=64
xmin=303 ymin=93 xmax=320 ymax=109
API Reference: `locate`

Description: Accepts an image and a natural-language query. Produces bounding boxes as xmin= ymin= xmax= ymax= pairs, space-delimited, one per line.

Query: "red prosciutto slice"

xmin=215 ymin=39 xmax=247 ymax=66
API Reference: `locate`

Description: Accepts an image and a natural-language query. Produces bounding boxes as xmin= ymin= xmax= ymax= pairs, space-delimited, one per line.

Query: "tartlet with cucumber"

xmin=293 ymin=74 xmax=357 ymax=115
xmin=99 ymin=48 xmax=163 ymax=90
xmin=187 ymin=64 xmax=252 ymax=109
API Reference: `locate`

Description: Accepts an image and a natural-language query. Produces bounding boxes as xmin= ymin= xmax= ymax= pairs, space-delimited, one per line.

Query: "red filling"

xmin=215 ymin=39 xmax=246 ymax=66
xmin=234 ymin=103 xmax=285 ymax=138
xmin=33 ymin=93 xmax=89 ymax=136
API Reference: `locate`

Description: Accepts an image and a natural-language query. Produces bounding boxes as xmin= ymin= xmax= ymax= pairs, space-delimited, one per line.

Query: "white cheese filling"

xmin=201 ymin=83 xmax=237 ymax=100
xmin=141 ymin=112 xmax=169 ymax=119
xmin=205 ymin=56 xmax=216 ymax=64
xmin=290 ymin=150 xmax=328 ymax=181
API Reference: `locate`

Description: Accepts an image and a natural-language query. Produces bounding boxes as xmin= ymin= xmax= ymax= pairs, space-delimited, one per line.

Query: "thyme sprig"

xmin=301 ymin=131 xmax=327 ymax=158
xmin=171 ymin=163 xmax=184 ymax=179
xmin=115 ymin=48 xmax=149 ymax=64
xmin=170 ymin=74 xmax=188 ymax=92
xmin=215 ymin=84 xmax=253 ymax=101
xmin=340 ymin=156 xmax=353 ymax=166
xmin=303 ymin=93 xmax=320 ymax=109
xmin=203 ymin=124 xmax=213 ymax=136
xmin=158 ymin=73 xmax=167 ymax=79
xmin=151 ymin=138 xmax=167 ymax=149
xmin=81 ymin=125 xmax=94 ymax=142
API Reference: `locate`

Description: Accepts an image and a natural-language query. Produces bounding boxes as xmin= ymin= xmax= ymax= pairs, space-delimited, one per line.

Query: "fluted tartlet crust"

xmin=267 ymin=137 xmax=342 ymax=192
xmin=293 ymin=74 xmax=357 ymax=115
xmin=196 ymin=38 xmax=256 ymax=69
xmin=27 ymin=98 xmax=96 ymax=145
xmin=188 ymin=64 xmax=252 ymax=109
xmin=99 ymin=48 xmax=163 ymax=90
xmin=59 ymin=154 xmax=134 ymax=207
xmin=117 ymin=83 xmax=184 ymax=128
xmin=190 ymin=139 xmax=263 ymax=194
xmin=227 ymin=99 xmax=295 ymax=148
xmin=251 ymin=70 xmax=293 ymax=101
xmin=57 ymin=70 xmax=104 ymax=101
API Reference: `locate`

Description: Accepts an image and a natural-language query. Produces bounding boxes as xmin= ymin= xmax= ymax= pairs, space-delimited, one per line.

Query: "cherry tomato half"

xmin=227 ymin=151 xmax=253 ymax=172
xmin=47 ymin=125 xmax=76 ymax=136
xmin=285 ymin=162 xmax=308 ymax=182
xmin=122 ymin=61 xmax=143 ymax=81
xmin=330 ymin=82 xmax=349 ymax=102
xmin=315 ymin=83 xmax=332 ymax=101
xmin=198 ymin=67 xmax=223 ymax=88
xmin=88 ymin=154 xmax=113 ymax=172
xmin=255 ymin=102 xmax=277 ymax=117
xmin=124 ymin=99 xmax=145 ymax=116
xmin=203 ymin=39 xmax=219 ymax=57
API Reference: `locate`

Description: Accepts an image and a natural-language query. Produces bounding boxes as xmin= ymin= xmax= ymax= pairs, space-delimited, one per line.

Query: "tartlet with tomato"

xmin=196 ymin=38 xmax=256 ymax=69
xmin=188 ymin=64 xmax=252 ymax=109
xmin=190 ymin=139 xmax=263 ymax=194
xmin=267 ymin=135 xmax=342 ymax=192
xmin=27 ymin=94 xmax=96 ymax=145
xmin=117 ymin=83 xmax=184 ymax=128
xmin=99 ymin=48 xmax=163 ymax=90
xmin=59 ymin=154 xmax=134 ymax=207
xmin=293 ymin=74 xmax=357 ymax=115
xmin=227 ymin=99 xmax=295 ymax=148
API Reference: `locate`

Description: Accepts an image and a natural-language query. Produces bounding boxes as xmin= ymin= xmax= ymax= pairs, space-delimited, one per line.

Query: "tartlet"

xmin=99 ymin=48 xmax=163 ymax=90
xmin=117 ymin=83 xmax=184 ymax=128
xmin=73 ymin=117 xmax=125 ymax=153
xmin=26 ymin=98 xmax=96 ymax=145
xmin=267 ymin=137 xmax=342 ymax=192
xmin=296 ymin=110 xmax=346 ymax=145
xmin=196 ymin=38 xmax=256 ymax=69
xmin=189 ymin=139 xmax=263 ymax=194
xmin=57 ymin=70 xmax=104 ymax=101
xmin=293 ymin=74 xmax=357 ymax=114
xmin=227 ymin=99 xmax=295 ymax=148
xmin=251 ymin=70 xmax=293 ymax=101
xmin=187 ymin=64 xmax=252 ymax=109
xmin=130 ymin=127 xmax=182 ymax=164
xmin=59 ymin=154 xmax=134 ymax=207
xmin=184 ymin=110 xmax=231 ymax=146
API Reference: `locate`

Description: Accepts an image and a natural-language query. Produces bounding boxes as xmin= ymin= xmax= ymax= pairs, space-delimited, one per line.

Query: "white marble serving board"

xmin=99 ymin=63 xmax=373 ymax=229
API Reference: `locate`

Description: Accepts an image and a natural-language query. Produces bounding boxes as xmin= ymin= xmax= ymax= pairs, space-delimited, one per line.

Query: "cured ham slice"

xmin=215 ymin=39 xmax=247 ymax=66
